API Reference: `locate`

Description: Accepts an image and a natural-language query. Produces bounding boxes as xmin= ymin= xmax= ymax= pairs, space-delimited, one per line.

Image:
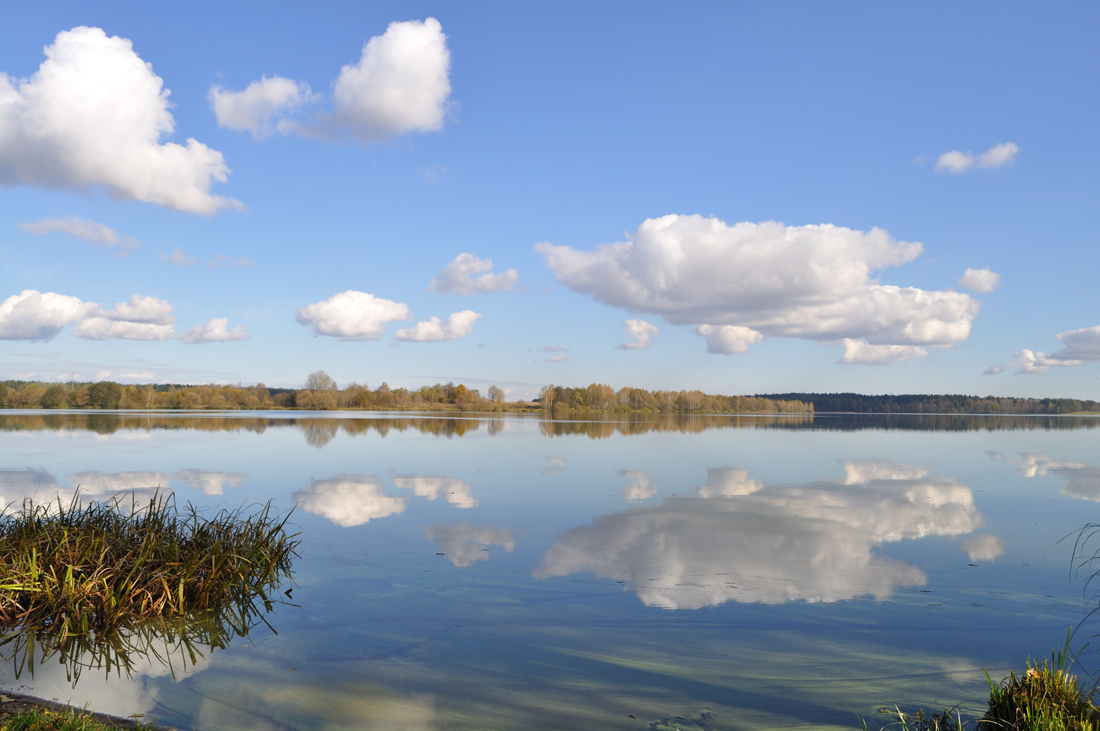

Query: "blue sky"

xmin=1 ymin=2 xmax=1098 ymax=399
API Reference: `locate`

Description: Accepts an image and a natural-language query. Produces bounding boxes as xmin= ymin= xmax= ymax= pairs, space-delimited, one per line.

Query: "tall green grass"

xmin=0 ymin=491 xmax=298 ymax=681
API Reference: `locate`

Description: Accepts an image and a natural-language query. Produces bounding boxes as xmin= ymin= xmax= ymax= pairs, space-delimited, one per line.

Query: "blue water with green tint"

xmin=1 ymin=411 xmax=1098 ymax=730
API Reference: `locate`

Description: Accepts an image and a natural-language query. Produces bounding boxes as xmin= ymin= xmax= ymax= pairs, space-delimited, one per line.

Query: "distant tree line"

xmin=537 ymin=384 xmax=812 ymax=414
xmin=0 ymin=372 xmax=517 ymax=412
xmin=757 ymin=393 xmax=1100 ymax=415
xmin=3 ymin=377 xmax=1094 ymax=416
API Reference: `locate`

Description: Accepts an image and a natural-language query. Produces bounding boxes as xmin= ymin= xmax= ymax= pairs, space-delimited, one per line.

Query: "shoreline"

xmin=0 ymin=689 xmax=165 ymax=729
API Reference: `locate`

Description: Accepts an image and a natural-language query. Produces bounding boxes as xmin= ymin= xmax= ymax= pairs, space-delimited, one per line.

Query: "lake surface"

xmin=2 ymin=411 xmax=1100 ymax=730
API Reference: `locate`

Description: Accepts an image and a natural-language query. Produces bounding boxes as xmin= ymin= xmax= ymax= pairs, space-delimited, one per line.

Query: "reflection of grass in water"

xmin=0 ymin=491 xmax=298 ymax=685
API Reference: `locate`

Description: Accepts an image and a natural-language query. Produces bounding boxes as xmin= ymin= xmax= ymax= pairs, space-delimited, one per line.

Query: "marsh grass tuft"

xmin=980 ymin=642 xmax=1100 ymax=731
xmin=860 ymin=637 xmax=1100 ymax=731
xmin=0 ymin=491 xmax=298 ymax=651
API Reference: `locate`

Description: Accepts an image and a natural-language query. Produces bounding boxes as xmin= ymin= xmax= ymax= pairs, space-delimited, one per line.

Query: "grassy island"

xmin=0 ymin=493 xmax=297 ymax=637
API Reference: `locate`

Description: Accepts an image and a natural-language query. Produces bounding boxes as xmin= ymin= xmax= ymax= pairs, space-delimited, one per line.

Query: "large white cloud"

xmin=394 ymin=310 xmax=481 ymax=342
xmin=208 ymin=75 xmax=316 ymax=137
xmin=428 ymin=253 xmax=517 ymax=294
xmin=180 ymin=317 xmax=250 ymax=344
xmin=19 ymin=215 xmax=141 ymax=251
xmin=0 ymin=289 xmax=95 ymax=340
xmin=424 ymin=524 xmax=514 ymax=567
xmin=0 ymin=27 xmax=238 ymax=214
xmin=935 ymin=142 xmax=1019 ymax=174
xmin=214 ymin=19 xmax=451 ymax=145
xmin=296 ymin=290 xmax=410 ymax=341
xmin=74 ymin=294 xmax=176 ymax=341
xmin=291 ymin=475 xmax=407 ymax=527
xmin=534 ymin=462 xmax=982 ymax=609
xmin=328 ymin=18 xmax=451 ymax=142
xmin=536 ymin=215 xmax=980 ymax=361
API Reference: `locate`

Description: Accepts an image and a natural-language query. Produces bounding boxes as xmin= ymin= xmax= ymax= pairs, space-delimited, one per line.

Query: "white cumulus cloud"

xmin=0 ymin=290 xmax=95 ymax=340
xmin=537 ymin=215 xmax=980 ymax=363
xmin=958 ymin=267 xmax=1001 ymax=293
xmin=935 ymin=142 xmax=1019 ymax=174
xmin=74 ymin=294 xmax=176 ymax=341
xmin=696 ymin=324 xmax=763 ymax=354
xmin=19 ymin=215 xmax=140 ymax=251
xmin=219 ymin=19 xmax=451 ymax=146
xmin=429 ymin=253 xmax=517 ymax=294
xmin=0 ymin=27 xmax=238 ymax=214
xmin=618 ymin=319 xmax=658 ymax=350
xmin=179 ymin=317 xmax=250 ymax=344
xmin=209 ymin=75 xmax=316 ymax=138
xmin=296 ymin=290 xmax=410 ymax=341
xmin=394 ymin=310 xmax=481 ymax=342
xmin=1008 ymin=323 xmax=1100 ymax=374
xmin=327 ymin=18 xmax=451 ymax=142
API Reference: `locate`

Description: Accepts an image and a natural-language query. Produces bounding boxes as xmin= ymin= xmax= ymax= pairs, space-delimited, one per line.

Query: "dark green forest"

xmin=758 ymin=392 xmax=1100 ymax=414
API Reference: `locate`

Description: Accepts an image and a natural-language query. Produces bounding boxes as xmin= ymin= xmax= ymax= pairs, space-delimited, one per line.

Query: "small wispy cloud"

xmin=162 ymin=248 xmax=196 ymax=266
xmin=20 ymin=215 xmax=141 ymax=255
xmin=935 ymin=142 xmax=1019 ymax=174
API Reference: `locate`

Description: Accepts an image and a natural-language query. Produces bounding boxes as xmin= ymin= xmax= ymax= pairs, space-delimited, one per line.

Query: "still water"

xmin=2 ymin=411 xmax=1100 ymax=730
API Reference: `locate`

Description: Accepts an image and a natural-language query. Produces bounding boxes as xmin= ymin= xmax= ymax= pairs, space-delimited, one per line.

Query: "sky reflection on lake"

xmin=1 ymin=411 xmax=1099 ymax=730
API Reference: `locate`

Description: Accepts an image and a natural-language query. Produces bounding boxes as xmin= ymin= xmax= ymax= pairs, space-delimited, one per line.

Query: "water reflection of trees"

xmin=1 ymin=412 xmax=1095 ymax=446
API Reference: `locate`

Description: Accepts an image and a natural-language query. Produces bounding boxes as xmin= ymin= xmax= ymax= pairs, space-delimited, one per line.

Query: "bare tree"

xmin=304 ymin=370 xmax=337 ymax=391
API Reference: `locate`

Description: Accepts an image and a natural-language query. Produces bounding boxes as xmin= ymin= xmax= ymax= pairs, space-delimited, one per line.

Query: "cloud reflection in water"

xmin=424 ymin=524 xmax=515 ymax=567
xmin=393 ymin=475 xmax=478 ymax=508
xmin=988 ymin=451 xmax=1100 ymax=502
xmin=291 ymin=475 xmax=407 ymax=527
xmin=0 ymin=469 xmax=248 ymax=514
xmin=618 ymin=470 xmax=658 ymax=501
xmin=534 ymin=461 xmax=985 ymax=609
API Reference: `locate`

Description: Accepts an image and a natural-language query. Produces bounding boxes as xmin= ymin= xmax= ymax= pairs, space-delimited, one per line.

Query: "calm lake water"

xmin=2 ymin=411 xmax=1100 ymax=730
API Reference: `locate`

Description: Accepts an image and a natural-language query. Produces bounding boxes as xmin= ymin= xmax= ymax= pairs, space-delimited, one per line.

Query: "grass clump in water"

xmin=0 ymin=491 xmax=298 ymax=641
xmin=862 ymin=639 xmax=1100 ymax=730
